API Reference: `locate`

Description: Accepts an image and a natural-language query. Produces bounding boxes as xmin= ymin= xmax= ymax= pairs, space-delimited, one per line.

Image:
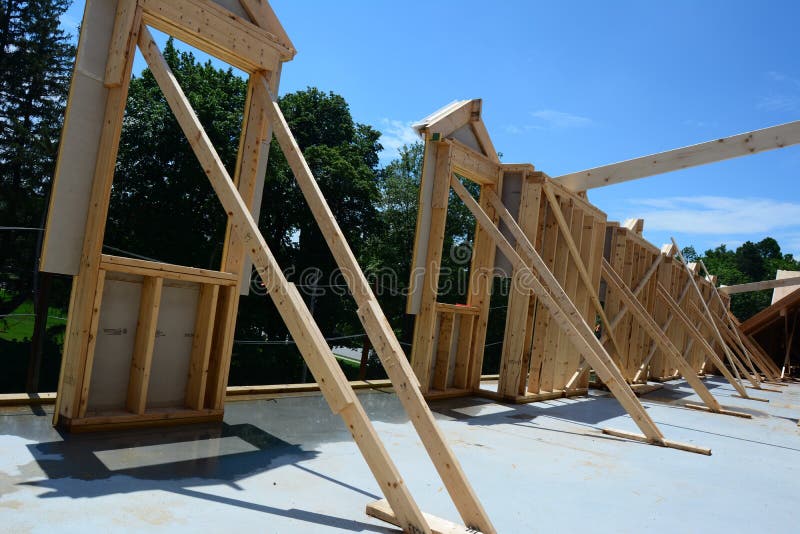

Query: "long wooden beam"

xmin=262 ymin=85 xmax=494 ymax=533
xmin=452 ymin=178 xmax=710 ymax=454
xmin=720 ymin=276 xmax=800 ymax=295
xmin=631 ymin=277 xmax=692 ymax=383
xmin=671 ymin=239 xmax=754 ymax=393
xmin=566 ymin=246 xmax=664 ymax=389
xmin=697 ymin=261 xmax=764 ymax=384
xmin=555 ymin=120 xmax=800 ymax=191
xmin=138 ymin=27 xmax=439 ymax=533
xmin=541 ymin=182 xmax=625 ymax=365
xmin=602 ymin=261 xmax=749 ymax=418
xmin=655 ymin=284 xmax=757 ymax=395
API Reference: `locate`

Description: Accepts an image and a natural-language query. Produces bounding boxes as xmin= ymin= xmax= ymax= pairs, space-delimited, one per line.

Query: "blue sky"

xmin=60 ymin=1 xmax=800 ymax=259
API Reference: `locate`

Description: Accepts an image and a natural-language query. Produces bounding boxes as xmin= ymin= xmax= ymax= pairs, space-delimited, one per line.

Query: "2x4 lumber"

xmin=657 ymin=284 xmax=750 ymax=398
xmin=632 ymin=272 xmax=691 ymax=382
xmin=261 ymin=82 xmax=494 ymax=530
xmin=77 ymin=270 xmax=107 ymax=418
xmin=602 ymin=428 xmax=711 ymax=456
xmin=448 ymin=138 xmax=501 ymax=185
xmin=423 ymin=99 xmax=480 ymax=139
xmin=699 ymin=260 xmax=763 ymax=382
xmin=139 ymin=0 xmax=286 ymax=73
xmin=554 ymin=200 xmax=583 ymax=389
xmin=221 ymin=73 xmax=275 ymax=293
xmin=435 ymin=303 xmax=480 ymax=315
xmin=541 ymin=195 xmax=572 ymax=392
xmin=53 ymin=11 xmax=141 ymax=426
xmin=471 ymin=118 xmax=500 ymax=164
xmin=602 ymin=260 xmax=738 ymax=416
xmin=451 ymin=177 xmax=668 ymax=445
xmin=603 ymin=254 xmax=664 ymax=342
xmin=138 ymin=29 xmax=439 ymax=533
xmin=104 ymin=0 xmax=139 ymax=88
xmin=709 ymin=311 xmax=768 ymax=386
xmin=465 ymin=184 xmax=501 ymax=390
xmin=411 ymin=143 xmax=452 ymax=391
xmin=433 ymin=312 xmax=455 ymax=390
xmin=238 ymin=0 xmax=296 ymax=57
xmin=366 ymin=498 xmax=476 ymax=534
xmin=185 ymin=283 xmax=220 ymax=410
xmin=555 ymin=120 xmax=800 ymax=191
xmin=127 ymin=276 xmax=164 ymax=415
xmin=672 ymin=239 xmax=749 ymax=387
xmin=205 ymin=285 xmax=237 ymax=408
xmin=452 ymin=315 xmax=475 ymax=389
xmin=358 ymin=301 xmax=494 ymax=533
xmin=687 ymin=299 xmax=757 ymax=388
xmin=720 ymin=275 xmax=800 ymax=295
xmin=527 ymin=192 xmax=560 ymax=393
xmin=736 ymin=325 xmax=781 ymax=378
xmin=100 ymin=254 xmax=238 ymax=285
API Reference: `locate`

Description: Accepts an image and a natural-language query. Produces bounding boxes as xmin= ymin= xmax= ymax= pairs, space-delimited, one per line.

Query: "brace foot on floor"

xmin=733 ymin=394 xmax=770 ymax=402
xmin=601 ymin=428 xmax=712 ymax=455
xmin=684 ymin=403 xmax=752 ymax=419
xmin=366 ymin=498 xmax=482 ymax=534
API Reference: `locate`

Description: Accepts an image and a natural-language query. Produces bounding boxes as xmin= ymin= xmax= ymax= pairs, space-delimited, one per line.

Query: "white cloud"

xmin=378 ymin=119 xmax=420 ymax=161
xmin=530 ymin=109 xmax=592 ymax=129
xmin=627 ymin=196 xmax=800 ymax=235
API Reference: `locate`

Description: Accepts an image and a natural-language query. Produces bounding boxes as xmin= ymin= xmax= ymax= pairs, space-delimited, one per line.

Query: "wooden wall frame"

xmin=405 ymin=101 xmax=711 ymax=455
xmin=45 ymin=2 xmax=496 ymax=532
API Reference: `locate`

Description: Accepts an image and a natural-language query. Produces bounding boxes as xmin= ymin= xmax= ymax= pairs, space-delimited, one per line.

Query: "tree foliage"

xmin=0 ymin=0 xmax=74 ymax=314
xmin=698 ymin=238 xmax=800 ymax=320
xmin=108 ymin=39 xmax=246 ymax=268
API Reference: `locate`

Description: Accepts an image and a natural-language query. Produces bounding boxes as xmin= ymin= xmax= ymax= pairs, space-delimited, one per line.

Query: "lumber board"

xmin=657 ymin=284 xmax=750 ymax=398
xmin=77 ymin=269 xmax=107 ymax=418
xmin=185 ymin=284 xmax=219 ymax=409
xmin=262 ymin=80 xmax=494 ymax=531
xmin=602 ymin=260 xmax=723 ymax=413
xmin=366 ymin=499 xmax=475 ymax=534
xmin=449 ymin=138 xmax=502 ymax=185
xmin=138 ymin=30 xmax=441 ymax=532
xmin=543 ymin=183 xmax=623 ymax=369
xmin=452 ymin=315 xmax=475 ymax=389
xmin=433 ymin=312 xmax=455 ymax=391
xmin=104 ymin=0 xmax=139 ymax=87
xmin=672 ymin=239 xmax=751 ymax=389
xmin=435 ymin=303 xmax=480 ymax=315
xmin=140 ymin=0 xmax=290 ymax=70
xmin=465 ymin=183 xmax=502 ymax=390
xmin=410 ymin=143 xmax=452 ymax=391
xmin=556 ymin=120 xmax=800 ymax=191
xmin=451 ymin=177 xmax=666 ymax=444
xmin=126 ymin=276 xmax=164 ymax=414
xmin=601 ymin=428 xmax=711 ymax=456
xmin=499 ymin=175 xmax=541 ymax=396
xmin=100 ymin=254 xmax=238 ymax=285
xmin=238 ymin=0 xmax=296 ymax=56
xmin=53 ymin=8 xmax=141 ymax=424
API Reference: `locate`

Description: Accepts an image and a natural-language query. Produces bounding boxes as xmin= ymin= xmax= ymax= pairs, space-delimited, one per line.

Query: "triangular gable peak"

xmin=413 ymin=99 xmax=499 ymax=163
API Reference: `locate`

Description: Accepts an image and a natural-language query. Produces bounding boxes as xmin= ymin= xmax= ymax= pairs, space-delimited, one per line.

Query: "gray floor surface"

xmin=1 ymin=376 xmax=798 ymax=533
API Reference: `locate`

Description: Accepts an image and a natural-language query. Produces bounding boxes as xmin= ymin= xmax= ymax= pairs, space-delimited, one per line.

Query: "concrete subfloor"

xmin=1 ymin=376 xmax=798 ymax=533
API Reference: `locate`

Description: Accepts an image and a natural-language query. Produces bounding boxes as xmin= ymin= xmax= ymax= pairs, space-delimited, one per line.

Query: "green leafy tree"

xmin=0 ymin=0 xmax=74 ymax=314
xmin=108 ymin=39 xmax=246 ymax=268
xmin=697 ymin=238 xmax=800 ymax=320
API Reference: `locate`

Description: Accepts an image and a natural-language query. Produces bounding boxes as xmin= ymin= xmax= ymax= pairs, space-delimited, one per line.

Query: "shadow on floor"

xmin=19 ymin=422 xmax=387 ymax=533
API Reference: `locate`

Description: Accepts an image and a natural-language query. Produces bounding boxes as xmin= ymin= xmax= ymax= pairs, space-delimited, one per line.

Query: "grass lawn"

xmin=0 ymin=299 xmax=67 ymax=342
